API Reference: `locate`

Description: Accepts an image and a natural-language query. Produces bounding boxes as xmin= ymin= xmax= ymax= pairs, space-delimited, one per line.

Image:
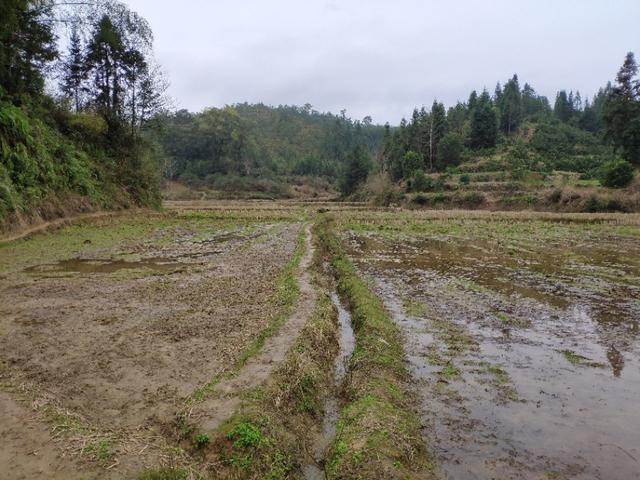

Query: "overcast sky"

xmin=125 ymin=0 xmax=639 ymax=124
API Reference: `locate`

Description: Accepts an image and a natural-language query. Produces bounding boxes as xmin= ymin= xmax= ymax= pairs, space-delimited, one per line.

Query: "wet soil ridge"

xmin=193 ymin=223 xmax=317 ymax=433
xmin=315 ymin=215 xmax=436 ymax=480
xmin=303 ymin=289 xmax=356 ymax=480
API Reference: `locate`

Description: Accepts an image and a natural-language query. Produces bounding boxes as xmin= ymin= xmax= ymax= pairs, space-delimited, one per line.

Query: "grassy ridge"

xmin=315 ymin=215 xmax=434 ymax=479
xmin=208 ymin=289 xmax=338 ymax=479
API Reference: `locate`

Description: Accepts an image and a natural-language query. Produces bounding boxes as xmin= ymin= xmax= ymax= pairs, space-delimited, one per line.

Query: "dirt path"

xmin=0 ymin=209 xmax=150 ymax=245
xmin=195 ymin=224 xmax=317 ymax=433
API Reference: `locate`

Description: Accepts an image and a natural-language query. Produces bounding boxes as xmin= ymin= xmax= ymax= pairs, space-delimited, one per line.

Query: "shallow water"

xmin=303 ymin=290 xmax=355 ymax=480
xmin=345 ymin=228 xmax=640 ymax=480
xmin=24 ymin=257 xmax=185 ymax=275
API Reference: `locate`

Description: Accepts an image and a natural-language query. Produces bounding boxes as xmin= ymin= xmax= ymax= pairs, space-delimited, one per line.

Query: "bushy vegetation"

xmin=598 ymin=159 xmax=635 ymax=188
xmin=154 ymin=104 xmax=384 ymax=195
xmin=0 ymin=0 xmax=164 ymax=228
xmin=373 ymin=55 xmax=640 ymax=208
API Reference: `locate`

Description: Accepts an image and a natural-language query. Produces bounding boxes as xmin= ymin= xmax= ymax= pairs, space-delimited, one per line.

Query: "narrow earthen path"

xmin=0 ymin=209 xmax=150 ymax=244
xmin=196 ymin=223 xmax=317 ymax=432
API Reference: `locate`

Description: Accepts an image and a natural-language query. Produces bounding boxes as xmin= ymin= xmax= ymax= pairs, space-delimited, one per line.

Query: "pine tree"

xmin=429 ymin=101 xmax=447 ymax=171
xmin=340 ymin=145 xmax=371 ymax=195
xmin=603 ymin=52 xmax=640 ymax=165
xmin=469 ymin=90 xmax=498 ymax=149
xmin=554 ymin=90 xmax=573 ymax=122
xmin=468 ymin=90 xmax=478 ymax=111
xmin=0 ymin=0 xmax=57 ymax=97
xmin=61 ymin=27 xmax=86 ymax=112
xmin=499 ymin=74 xmax=522 ymax=135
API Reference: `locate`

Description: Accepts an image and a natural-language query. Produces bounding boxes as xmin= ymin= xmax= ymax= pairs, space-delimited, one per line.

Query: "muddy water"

xmin=345 ymin=229 xmax=640 ymax=480
xmin=23 ymin=257 xmax=185 ymax=275
xmin=304 ymin=290 xmax=356 ymax=480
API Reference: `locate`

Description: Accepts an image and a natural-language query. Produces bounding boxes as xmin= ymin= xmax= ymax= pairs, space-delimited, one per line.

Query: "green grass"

xmin=496 ymin=312 xmax=531 ymax=328
xmin=559 ymin=349 xmax=605 ymax=368
xmin=83 ymin=440 xmax=113 ymax=464
xmin=316 ymin=215 xmax=434 ymax=479
xmin=206 ymin=272 xmax=339 ymax=479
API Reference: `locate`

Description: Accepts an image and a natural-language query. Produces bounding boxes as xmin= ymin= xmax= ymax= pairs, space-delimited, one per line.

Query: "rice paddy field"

xmin=1 ymin=201 xmax=639 ymax=479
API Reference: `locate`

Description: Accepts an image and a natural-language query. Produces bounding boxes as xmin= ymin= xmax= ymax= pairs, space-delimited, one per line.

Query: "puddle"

xmin=345 ymin=229 xmax=640 ymax=480
xmin=24 ymin=257 xmax=185 ymax=275
xmin=303 ymin=290 xmax=355 ymax=480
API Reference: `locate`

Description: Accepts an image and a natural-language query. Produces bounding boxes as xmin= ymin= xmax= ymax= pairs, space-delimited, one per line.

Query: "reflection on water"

xmin=345 ymin=229 xmax=640 ymax=480
xmin=24 ymin=257 xmax=185 ymax=275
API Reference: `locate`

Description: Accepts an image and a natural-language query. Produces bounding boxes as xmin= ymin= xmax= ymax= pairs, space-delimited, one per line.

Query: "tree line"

xmin=359 ymin=53 xmax=639 ymax=195
xmin=0 ymin=0 xmax=167 ymax=217
xmin=154 ymin=103 xmax=385 ymax=187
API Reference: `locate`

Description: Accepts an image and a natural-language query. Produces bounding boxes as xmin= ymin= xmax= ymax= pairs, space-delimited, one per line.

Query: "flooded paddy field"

xmin=2 ymin=203 xmax=639 ymax=479
xmin=338 ymin=211 xmax=640 ymax=480
xmin=0 ymin=208 xmax=306 ymax=478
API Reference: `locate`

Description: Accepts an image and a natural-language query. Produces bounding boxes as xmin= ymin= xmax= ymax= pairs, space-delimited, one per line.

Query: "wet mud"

xmin=343 ymin=219 xmax=640 ymax=480
xmin=303 ymin=289 xmax=356 ymax=480
xmin=0 ymin=214 xmax=303 ymax=478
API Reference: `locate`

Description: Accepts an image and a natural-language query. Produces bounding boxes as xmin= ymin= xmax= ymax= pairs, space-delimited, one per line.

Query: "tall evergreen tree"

xmin=499 ymin=74 xmax=522 ymax=135
xmin=429 ymin=101 xmax=447 ymax=171
xmin=469 ymin=90 xmax=498 ymax=149
xmin=0 ymin=0 xmax=57 ymax=97
xmin=603 ymin=52 xmax=640 ymax=165
xmin=340 ymin=145 xmax=371 ymax=195
xmin=60 ymin=26 xmax=85 ymax=112
xmin=554 ymin=90 xmax=574 ymax=122
xmin=86 ymin=15 xmax=126 ymax=126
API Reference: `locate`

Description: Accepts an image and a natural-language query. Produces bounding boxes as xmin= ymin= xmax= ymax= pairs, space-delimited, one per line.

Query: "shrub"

xmin=460 ymin=192 xmax=485 ymax=207
xmin=436 ymin=133 xmax=465 ymax=171
xmin=193 ymin=433 xmax=210 ymax=449
xmin=412 ymin=193 xmax=428 ymax=205
xmin=548 ymin=188 xmax=563 ymax=204
xmin=459 ymin=174 xmax=471 ymax=185
xmin=598 ymin=159 xmax=635 ymax=188
xmin=410 ymin=169 xmax=432 ymax=192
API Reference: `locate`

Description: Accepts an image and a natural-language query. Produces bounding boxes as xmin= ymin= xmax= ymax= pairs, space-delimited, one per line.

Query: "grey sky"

xmin=125 ymin=0 xmax=639 ymax=124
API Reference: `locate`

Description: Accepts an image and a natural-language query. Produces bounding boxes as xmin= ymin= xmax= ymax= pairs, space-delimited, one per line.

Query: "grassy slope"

xmin=0 ymin=98 xmax=160 ymax=230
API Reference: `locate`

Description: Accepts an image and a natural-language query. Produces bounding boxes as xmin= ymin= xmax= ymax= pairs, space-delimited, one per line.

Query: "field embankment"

xmin=315 ymin=215 xmax=435 ymax=479
xmin=0 ymin=99 xmax=160 ymax=236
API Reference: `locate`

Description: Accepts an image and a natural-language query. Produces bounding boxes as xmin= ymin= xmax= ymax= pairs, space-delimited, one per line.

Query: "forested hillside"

xmin=155 ymin=104 xmax=385 ymax=198
xmin=0 ymin=0 xmax=166 ymax=231
xmin=363 ymin=55 xmax=640 ymax=211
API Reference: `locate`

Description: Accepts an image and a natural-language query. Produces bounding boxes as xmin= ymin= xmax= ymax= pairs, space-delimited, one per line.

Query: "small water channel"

xmin=303 ymin=290 xmax=355 ymax=480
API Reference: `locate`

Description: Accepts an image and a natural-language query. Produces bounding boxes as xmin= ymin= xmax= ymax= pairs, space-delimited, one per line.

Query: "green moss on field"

xmin=559 ymin=349 xmax=605 ymax=368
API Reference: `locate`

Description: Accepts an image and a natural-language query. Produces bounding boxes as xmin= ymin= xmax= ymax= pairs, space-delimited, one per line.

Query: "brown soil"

xmin=0 ymin=212 xmax=305 ymax=478
xmin=191 ymin=224 xmax=317 ymax=433
xmin=0 ymin=392 xmax=101 ymax=480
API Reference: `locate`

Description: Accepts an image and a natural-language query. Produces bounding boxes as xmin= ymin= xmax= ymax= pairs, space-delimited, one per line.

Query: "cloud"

xmin=125 ymin=0 xmax=640 ymax=123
